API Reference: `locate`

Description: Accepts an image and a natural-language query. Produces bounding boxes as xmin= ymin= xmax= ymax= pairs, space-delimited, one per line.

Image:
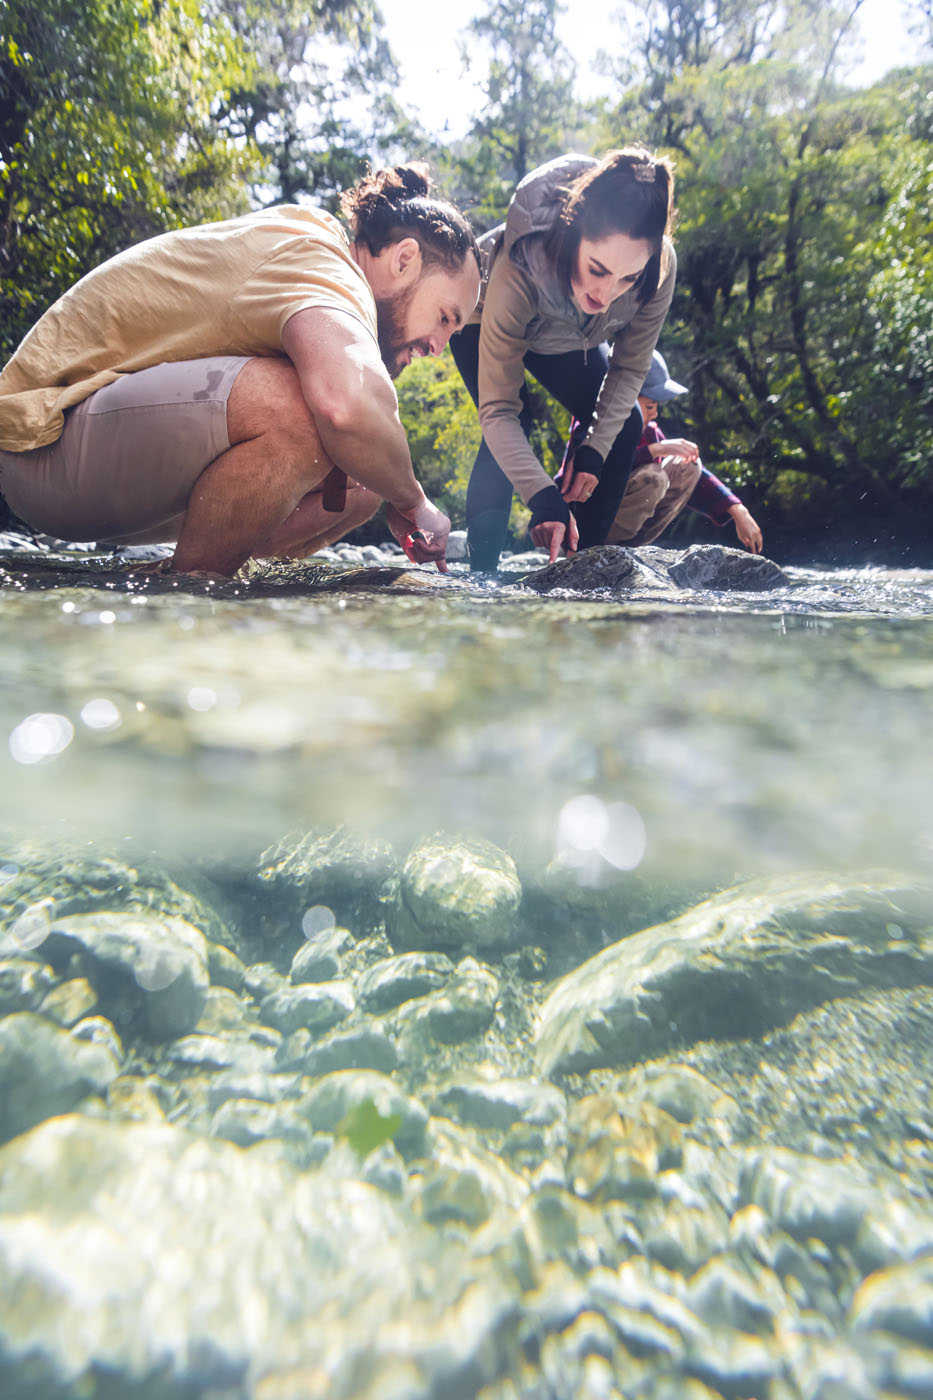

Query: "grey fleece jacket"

xmin=470 ymin=153 xmax=676 ymax=504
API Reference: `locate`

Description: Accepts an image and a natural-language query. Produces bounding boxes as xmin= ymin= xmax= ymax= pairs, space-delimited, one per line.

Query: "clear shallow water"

xmin=3 ymin=547 xmax=933 ymax=1399
xmin=2 ymin=554 xmax=932 ymax=891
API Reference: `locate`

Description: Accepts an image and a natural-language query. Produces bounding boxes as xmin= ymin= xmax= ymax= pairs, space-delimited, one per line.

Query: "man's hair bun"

xmin=340 ymin=162 xmax=478 ymax=274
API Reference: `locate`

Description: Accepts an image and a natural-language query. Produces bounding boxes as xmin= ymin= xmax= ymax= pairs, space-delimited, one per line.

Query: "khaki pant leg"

xmin=605 ymin=464 xmax=670 ymax=544
xmin=624 ymin=457 xmax=703 ymax=546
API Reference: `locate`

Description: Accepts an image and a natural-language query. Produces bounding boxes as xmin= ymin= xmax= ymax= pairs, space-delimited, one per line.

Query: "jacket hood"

xmin=480 ymin=154 xmax=597 ymax=327
xmin=507 ymin=154 xmax=596 ymax=324
xmin=502 ymin=153 xmax=596 ymax=254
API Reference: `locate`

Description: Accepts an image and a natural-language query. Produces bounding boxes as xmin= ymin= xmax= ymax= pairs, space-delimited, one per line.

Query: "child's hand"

xmin=652 ymin=438 xmax=699 ymax=462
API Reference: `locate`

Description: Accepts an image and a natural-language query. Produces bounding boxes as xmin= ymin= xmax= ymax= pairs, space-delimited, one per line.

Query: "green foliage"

xmin=594 ymin=0 xmax=933 ymax=533
xmin=0 ymin=0 xmax=256 ymax=354
xmin=395 ymin=351 xmax=481 ymax=521
xmin=215 ymin=0 xmax=420 ymax=209
xmin=442 ymin=0 xmax=595 ymax=230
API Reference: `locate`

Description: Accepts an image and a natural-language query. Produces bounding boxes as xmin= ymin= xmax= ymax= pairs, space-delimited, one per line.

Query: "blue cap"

xmin=641 ymin=351 xmax=688 ymax=402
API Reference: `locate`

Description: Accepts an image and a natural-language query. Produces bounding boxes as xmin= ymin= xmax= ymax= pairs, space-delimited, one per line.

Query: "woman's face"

xmin=571 ymin=232 xmax=654 ymax=315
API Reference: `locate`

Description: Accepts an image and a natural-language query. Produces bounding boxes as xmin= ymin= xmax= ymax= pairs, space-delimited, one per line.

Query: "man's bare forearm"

xmin=282 ymin=307 xmax=424 ymax=510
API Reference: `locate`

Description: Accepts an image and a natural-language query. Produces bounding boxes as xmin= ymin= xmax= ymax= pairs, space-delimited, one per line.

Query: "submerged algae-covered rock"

xmin=0 ymin=838 xmax=235 ymax=955
xmin=387 ymin=833 xmax=522 ymax=952
xmin=30 ymin=909 xmax=211 ymax=1041
xmin=0 ymin=1012 xmax=120 ymax=1144
xmin=256 ymin=825 xmax=399 ymax=941
xmin=535 ymin=870 xmax=933 ymax=1076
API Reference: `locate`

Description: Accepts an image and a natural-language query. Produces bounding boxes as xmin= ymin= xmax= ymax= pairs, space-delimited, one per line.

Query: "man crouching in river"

xmin=0 ymin=165 xmax=480 ymax=576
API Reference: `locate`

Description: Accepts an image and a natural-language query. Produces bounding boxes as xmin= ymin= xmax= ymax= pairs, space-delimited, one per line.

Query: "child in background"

xmin=604 ymin=351 xmax=763 ymax=551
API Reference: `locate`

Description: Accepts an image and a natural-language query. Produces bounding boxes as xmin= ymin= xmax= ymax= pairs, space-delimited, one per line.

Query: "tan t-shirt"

xmin=0 ymin=205 xmax=378 ymax=452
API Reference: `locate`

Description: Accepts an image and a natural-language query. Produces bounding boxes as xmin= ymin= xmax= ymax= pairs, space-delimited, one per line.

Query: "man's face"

xmin=376 ymin=259 xmax=480 ymax=378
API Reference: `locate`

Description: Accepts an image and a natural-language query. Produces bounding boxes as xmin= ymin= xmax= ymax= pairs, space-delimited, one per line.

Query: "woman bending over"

xmin=451 ymin=147 xmax=676 ymax=572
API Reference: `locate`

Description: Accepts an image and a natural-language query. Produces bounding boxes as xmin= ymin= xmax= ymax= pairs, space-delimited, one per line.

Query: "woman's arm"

xmin=476 ymin=255 xmax=555 ymax=503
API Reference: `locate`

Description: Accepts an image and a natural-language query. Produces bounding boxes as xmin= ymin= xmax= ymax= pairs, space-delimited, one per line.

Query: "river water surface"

xmin=1 ymin=542 xmax=933 ymax=1399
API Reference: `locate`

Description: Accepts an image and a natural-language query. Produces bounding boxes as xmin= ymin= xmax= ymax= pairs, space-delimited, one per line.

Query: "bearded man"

xmin=0 ymin=164 xmax=480 ymax=576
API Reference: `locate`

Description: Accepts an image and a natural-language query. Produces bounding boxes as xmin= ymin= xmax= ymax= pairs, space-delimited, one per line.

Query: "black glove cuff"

xmin=571 ymin=444 xmax=604 ymax=482
xmin=528 ymin=485 xmax=571 ymax=529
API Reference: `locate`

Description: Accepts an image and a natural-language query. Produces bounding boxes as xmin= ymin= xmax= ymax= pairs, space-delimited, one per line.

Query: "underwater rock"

xmin=0 ymin=1012 xmax=120 ymax=1143
xmin=276 ymin=1023 xmax=399 ymax=1076
xmin=299 ymin=1068 xmax=429 ymax=1162
xmin=0 ymin=1115 xmax=421 ymax=1396
xmin=194 ymin=985 xmax=256 ymax=1036
xmin=740 ymin=1146 xmax=880 ymax=1250
xmin=433 ymin=1075 xmax=566 ymax=1133
xmin=207 ymin=941 xmax=247 ymax=992
xmin=667 ymin=544 xmax=789 ymax=591
xmin=33 ymin=909 xmax=210 ymax=1041
xmin=259 ymin=979 xmax=355 ymax=1035
xmin=0 ymin=843 xmax=235 ymax=955
xmin=38 ymin=976 xmax=98 ymax=1027
xmin=290 ymin=923 xmax=353 ymax=983
xmin=390 ymin=956 xmax=500 ymax=1047
xmin=566 ymin=1096 xmax=683 ymax=1203
xmin=210 ymin=1097 xmax=313 ymax=1155
xmin=358 ymin=950 xmax=456 ymax=1011
xmin=0 ymin=957 xmax=55 ymax=1015
xmin=205 ymin=1070 xmax=299 ymax=1112
xmin=256 ymin=825 xmax=399 ymax=938
xmin=165 ymin=1032 xmax=277 ymax=1074
xmin=850 ymin=1255 xmax=933 ymax=1348
xmin=387 ymin=834 xmax=522 ymax=952
xmin=523 ymin=544 xmax=666 ymax=594
xmin=535 ymin=870 xmax=933 ymax=1076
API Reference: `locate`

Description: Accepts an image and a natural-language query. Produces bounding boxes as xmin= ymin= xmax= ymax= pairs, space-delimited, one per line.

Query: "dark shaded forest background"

xmin=2 ymin=0 xmax=931 ymax=562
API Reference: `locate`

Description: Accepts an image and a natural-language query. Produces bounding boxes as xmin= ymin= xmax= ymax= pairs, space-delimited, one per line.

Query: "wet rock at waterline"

xmin=387 ymin=833 xmax=522 ymax=952
xmin=521 ymin=541 xmax=788 ymax=595
xmin=523 ymin=544 xmax=670 ymax=594
xmin=667 ymin=543 xmax=789 ymax=591
xmin=535 ymin=869 xmax=933 ymax=1076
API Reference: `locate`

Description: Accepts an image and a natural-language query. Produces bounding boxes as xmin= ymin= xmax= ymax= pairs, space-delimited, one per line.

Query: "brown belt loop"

xmin=321 ymin=466 xmax=348 ymax=513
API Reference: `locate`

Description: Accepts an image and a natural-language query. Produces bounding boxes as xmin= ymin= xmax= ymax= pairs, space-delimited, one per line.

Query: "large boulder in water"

xmin=667 ymin=544 xmax=788 ymax=591
xmin=387 ymin=834 xmax=522 ymax=953
xmin=524 ymin=545 xmax=669 ymax=594
xmin=535 ymin=870 xmax=933 ymax=1076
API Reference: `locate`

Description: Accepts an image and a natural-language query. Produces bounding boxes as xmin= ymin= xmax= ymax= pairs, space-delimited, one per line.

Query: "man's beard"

xmin=374 ymin=285 xmax=429 ymax=378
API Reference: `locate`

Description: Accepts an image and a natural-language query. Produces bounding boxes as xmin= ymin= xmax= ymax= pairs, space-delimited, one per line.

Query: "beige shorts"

xmin=0 ymin=356 xmax=251 ymax=545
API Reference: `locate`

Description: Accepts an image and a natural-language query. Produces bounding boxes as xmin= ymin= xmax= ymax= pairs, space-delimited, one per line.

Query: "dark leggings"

xmin=450 ymin=323 xmax=642 ymax=570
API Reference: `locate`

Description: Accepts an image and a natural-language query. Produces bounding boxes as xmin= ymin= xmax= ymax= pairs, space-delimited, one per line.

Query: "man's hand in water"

xmin=386 ymin=497 xmax=451 ymax=573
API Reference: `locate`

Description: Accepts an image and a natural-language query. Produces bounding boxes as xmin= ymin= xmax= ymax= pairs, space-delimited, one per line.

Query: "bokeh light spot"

xmin=9 ymin=712 xmax=75 ymax=765
xmin=80 ymin=698 xmax=122 ymax=731
xmin=8 ymin=898 xmax=53 ymax=951
xmin=302 ymin=905 xmax=336 ymax=939
xmin=187 ymin=686 xmax=217 ymax=712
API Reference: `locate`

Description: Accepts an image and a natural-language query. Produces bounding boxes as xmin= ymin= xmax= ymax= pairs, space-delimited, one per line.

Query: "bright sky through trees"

xmin=378 ymin=0 xmax=918 ymax=136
